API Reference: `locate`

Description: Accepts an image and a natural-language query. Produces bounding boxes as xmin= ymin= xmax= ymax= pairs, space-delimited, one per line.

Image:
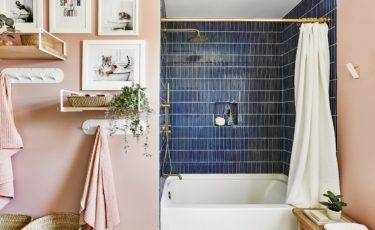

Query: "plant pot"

xmin=327 ymin=209 xmax=342 ymax=221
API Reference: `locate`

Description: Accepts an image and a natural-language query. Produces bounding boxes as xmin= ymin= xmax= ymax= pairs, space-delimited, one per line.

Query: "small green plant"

xmin=320 ymin=191 xmax=347 ymax=212
xmin=107 ymin=84 xmax=152 ymax=156
xmin=0 ymin=14 xmax=15 ymax=35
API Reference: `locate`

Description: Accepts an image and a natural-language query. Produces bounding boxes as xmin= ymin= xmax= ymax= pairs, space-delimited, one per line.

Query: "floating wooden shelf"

xmin=61 ymin=107 xmax=109 ymax=113
xmin=60 ymin=89 xmax=109 ymax=113
xmin=0 ymin=45 xmax=66 ymax=60
xmin=0 ymin=29 xmax=67 ymax=61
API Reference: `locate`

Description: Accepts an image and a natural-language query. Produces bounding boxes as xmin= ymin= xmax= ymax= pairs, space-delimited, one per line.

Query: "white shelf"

xmin=60 ymin=89 xmax=109 ymax=113
xmin=61 ymin=107 xmax=108 ymax=112
xmin=0 ymin=29 xmax=67 ymax=61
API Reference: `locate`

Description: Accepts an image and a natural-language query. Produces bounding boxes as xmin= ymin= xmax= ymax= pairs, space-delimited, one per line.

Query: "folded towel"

xmin=0 ymin=74 xmax=23 ymax=210
xmin=80 ymin=127 xmax=120 ymax=230
xmin=325 ymin=223 xmax=369 ymax=230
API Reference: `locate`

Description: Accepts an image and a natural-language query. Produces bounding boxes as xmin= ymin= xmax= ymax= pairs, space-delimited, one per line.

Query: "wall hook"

xmin=346 ymin=63 xmax=360 ymax=79
xmin=0 ymin=68 xmax=64 ymax=83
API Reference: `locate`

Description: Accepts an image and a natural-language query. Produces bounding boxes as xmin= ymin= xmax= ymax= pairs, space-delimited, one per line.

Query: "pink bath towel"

xmin=80 ymin=127 xmax=120 ymax=230
xmin=0 ymin=74 xmax=23 ymax=210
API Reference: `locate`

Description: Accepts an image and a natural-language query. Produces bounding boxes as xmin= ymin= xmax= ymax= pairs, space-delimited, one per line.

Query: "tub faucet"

xmin=164 ymin=173 xmax=182 ymax=180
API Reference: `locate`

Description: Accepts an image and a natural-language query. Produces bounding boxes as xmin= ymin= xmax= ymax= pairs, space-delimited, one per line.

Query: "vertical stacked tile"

xmin=160 ymin=22 xmax=285 ymax=174
xmin=281 ymin=0 xmax=337 ymax=175
xmin=160 ymin=5 xmax=168 ymax=170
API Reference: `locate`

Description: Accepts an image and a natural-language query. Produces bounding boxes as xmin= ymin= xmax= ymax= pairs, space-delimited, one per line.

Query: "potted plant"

xmin=320 ymin=191 xmax=347 ymax=221
xmin=106 ymin=84 xmax=152 ymax=156
xmin=0 ymin=14 xmax=16 ymax=46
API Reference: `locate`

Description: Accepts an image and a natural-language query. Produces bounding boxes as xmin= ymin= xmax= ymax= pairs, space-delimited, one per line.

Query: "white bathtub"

xmin=161 ymin=174 xmax=296 ymax=230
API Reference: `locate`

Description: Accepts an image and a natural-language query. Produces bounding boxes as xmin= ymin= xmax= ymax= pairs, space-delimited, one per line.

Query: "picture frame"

xmin=82 ymin=40 xmax=146 ymax=91
xmin=0 ymin=0 xmax=43 ymax=33
xmin=49 ymin=0 xmax=91 ymax=34
xmin=98 ymin=0 xmax=139 ymax=36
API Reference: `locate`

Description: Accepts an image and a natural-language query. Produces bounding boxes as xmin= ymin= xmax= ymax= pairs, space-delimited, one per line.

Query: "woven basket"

xmin=20 ymin=35 xmax=54 ymax=48
xmin=68 ymin=95 xmax=113 ymax=107
xmin=22 ymin=213 xmax=80 ymax=230
xmin=0 ymin=214 xmax=32 ymax=230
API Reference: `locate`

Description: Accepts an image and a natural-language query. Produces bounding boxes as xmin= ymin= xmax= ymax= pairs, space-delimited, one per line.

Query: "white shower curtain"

xmin=286 ymin=23 xmax=340 ymax=208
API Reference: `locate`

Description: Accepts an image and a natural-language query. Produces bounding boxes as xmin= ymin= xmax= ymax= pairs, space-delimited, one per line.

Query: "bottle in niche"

xmin=224 ymin=104 xmax=234 ymax=126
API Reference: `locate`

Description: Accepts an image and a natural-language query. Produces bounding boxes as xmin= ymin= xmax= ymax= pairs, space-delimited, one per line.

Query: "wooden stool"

xmin=292 ymin=208 xmax=354 ymax=230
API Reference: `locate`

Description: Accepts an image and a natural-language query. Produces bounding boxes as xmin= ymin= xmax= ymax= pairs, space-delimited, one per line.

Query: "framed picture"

xmin=98 ymin=0 xmax=139 ymax=36
xmin=82 ymin=40 xmax=145 ymax=91
xmin=0 ymin=0 xmax=43 ymax=33
xmin=49 ymin=0 xmax=91 ymax=33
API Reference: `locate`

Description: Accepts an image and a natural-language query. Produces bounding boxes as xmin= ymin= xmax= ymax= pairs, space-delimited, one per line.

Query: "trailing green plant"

xmin=320 ymin=191 xmax=347 ymax=212
xmin=0 ymin=14 xmax=15 ymax=37
xmin=106 ymin=84 xmax=152 ymax=156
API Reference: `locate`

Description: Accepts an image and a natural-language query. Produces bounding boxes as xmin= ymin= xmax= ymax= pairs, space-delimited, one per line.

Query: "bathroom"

xmin=0 ymin=0 xmax=374 ymax=229
xmin=160 ymin=0 xmax=374 ymax=229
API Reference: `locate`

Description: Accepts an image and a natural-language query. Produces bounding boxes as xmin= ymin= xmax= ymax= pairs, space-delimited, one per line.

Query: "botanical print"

xmin=99 ymin=0 xmax=138 ymax=35
xmin=7 ymin=0 xmax=33 ymax=23
xmin=94 ymin=49 xmax=135 ymax=82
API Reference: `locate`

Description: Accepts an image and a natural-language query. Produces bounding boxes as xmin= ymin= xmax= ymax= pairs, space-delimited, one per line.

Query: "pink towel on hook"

xmin=0 ymin=74 xmax=23 ymax=210
xmin=80 ymin=127 xmax=120 ymax=230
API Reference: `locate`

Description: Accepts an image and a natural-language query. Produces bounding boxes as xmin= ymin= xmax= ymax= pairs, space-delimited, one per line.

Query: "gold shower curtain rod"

xmin=161 ymin=17 xmax=331 ymax=23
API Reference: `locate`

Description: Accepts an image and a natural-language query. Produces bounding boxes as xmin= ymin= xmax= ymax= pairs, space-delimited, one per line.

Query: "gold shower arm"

xmin=161 ymin=28 xmax=202 ymax=36
xmin=161 ymin=17 xmax=331 ymax=24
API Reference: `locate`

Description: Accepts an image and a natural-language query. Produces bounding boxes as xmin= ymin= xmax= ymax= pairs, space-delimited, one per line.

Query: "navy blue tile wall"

xmin=160 ymin=0 xmax=337 ymax=175
xmin=281 ymin=0 xmax=337 ymax=175
xmin=160 ymin=22 xmax=284 ymax=174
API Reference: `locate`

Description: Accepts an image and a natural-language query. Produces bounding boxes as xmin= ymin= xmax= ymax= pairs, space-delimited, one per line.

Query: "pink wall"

xmin=0 ymin=0 xmax=160 ymax=229
xmin=337 ymin=0 xmax=375 ymax=229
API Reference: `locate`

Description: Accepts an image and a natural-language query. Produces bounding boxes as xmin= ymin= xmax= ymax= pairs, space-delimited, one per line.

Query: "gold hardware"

xmin=161 ymin=28 xmax=201 ymax=33
xmin=161 ymin=28 xmax=209 ymax=43
xmin=161 ymin=17 xmax=331 ymax=24
xmin=161 ymin=103 xmax=171 ymax=108
xmin=162 ymin=124 xmax=172 ymax=135
xmin=161 ymin=28 xmax=203 ymax=37
xmin=354 ymin=65 xmax=360 ymax=77
xmin=162 ymin=173 xmax=183 ymax=180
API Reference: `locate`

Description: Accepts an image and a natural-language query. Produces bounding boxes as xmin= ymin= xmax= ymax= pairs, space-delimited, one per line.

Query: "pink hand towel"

xmin=80 ymin=127 xmax=120 ymax=230
xmin=0 ymin=74 xmax=23 ymax=210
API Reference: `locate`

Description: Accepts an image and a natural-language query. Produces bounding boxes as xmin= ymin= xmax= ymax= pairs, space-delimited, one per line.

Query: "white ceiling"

xmin=164 ymin=0 xmax=303 ymax=18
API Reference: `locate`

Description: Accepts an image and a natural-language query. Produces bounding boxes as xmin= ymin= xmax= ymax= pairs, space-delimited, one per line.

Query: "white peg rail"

xmin=1 ymin=68 xmax=64 ymax=83
xmin=82 ymin=119 xmax=145 ymax=135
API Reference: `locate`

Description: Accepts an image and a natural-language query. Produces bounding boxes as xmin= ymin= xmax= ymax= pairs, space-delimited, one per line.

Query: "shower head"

xmin=188 ymin=32 xmax=210 ymax=43
xmin=161 ymin=28 xmax=210 ymax=43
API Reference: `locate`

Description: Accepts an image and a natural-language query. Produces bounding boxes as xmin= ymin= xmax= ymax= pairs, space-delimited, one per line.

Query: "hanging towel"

xmin=0 ymin=74 xmax=23 ymax=210
xmin=80 ymin=127 xmax=120 ymax=230
xmin=286 ymin=23 xmax=340 ymax=208
xmin=324 ymin=223 xmax=369 ymax=230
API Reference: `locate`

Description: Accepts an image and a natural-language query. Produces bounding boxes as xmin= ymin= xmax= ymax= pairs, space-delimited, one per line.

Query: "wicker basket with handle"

xmin=68 ymin=95 xmax=113 ymax=107
xmin=0 ymin=214 xmax=32 ymax=230
xmin=22 ymin=213 xmax=80 ymax=230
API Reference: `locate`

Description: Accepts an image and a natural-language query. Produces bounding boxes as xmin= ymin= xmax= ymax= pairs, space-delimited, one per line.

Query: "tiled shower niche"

xmin=213 ymin=102 xmax=239 ymax=127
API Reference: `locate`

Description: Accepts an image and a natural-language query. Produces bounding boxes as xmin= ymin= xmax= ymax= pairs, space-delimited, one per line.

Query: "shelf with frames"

xmin=0 ymin=28 xmax=67 ymax=60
